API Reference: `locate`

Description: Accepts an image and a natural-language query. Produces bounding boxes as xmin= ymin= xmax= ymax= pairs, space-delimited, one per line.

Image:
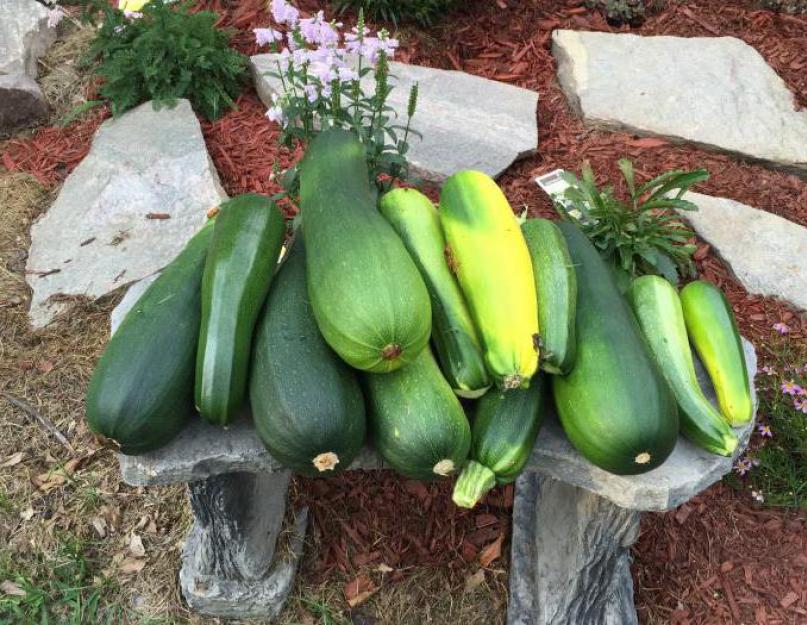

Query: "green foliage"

xmin=555 ymin=159 xmax=708 ymax=286
xmin=0 ymin=538 xmax=165 ymax=624
xmin=334 ymin=0 xmax=455 ymax=27
xmin=584 ymin=0 xmax=665 ymax=25
xmin=738 ymin=334 xmax=807 ymax=508
xmin=84 ymin=0 xmax=248 ymax=120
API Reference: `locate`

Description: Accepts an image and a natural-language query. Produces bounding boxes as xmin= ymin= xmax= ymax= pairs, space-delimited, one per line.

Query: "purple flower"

xmin=760 ymin=365 xmax=776 ymax=376
xmin=303 ymin=83 xmax=318 ymax=103
xmin=298 ymin=12 xmax=341 ymax=48
xmin=47 ymin=7 xmax=65 ymax=28
xmin=773 ymin=322 xmax=791 ymax=335
xmin=344 ymin=25 xmax=370 ymax=55
xmin=254 ymin=28 xmax=283 ymax=47
xmin=757 ymin=424 xmax=773 ymax=438
xmin=270 ymin=0 xmax=299 ymax=27
xmin=337 ymin=66 xmax=358 ymax=82
xmin=734 ymin=458 xmax=753 ymax=476
xmin=781 ymin=380 xmax=802 ymax=396
xmin=265 ymin=105 xmax=287 ymax=127
xmin=795 ymin=397 xmax=807 ymax=414
xmin=123 ymin=10 xmax=142 ymax=19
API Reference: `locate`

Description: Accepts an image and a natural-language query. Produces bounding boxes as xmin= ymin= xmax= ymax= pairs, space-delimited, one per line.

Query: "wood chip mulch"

xmin=634 ymin=483 xmax=807 ymax=625
xmin=2 ymin=2 xmax=806 ymax=622
xmin=294 ymin=470 xmax=512 ymax=581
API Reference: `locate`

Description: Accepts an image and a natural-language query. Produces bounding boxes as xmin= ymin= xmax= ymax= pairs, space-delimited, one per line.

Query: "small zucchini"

xmin=680 ymin=280 xmax=752 ymax=426
xmin=452 ymin=375 xmax=546 ymax=509
xmin=379 ymin=187 xmax=490 ymax=398
xmin=195 ymin=194 xmax=285 ymax=426
xmin=521 ymin=218 xmax=577 ymax=375
xmin=629 ymin=276 xmax=738 ymax=455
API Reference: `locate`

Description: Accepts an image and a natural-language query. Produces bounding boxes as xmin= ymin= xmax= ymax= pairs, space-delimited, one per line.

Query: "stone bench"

xmin=112 ymin=284 xmax=757 ymax=624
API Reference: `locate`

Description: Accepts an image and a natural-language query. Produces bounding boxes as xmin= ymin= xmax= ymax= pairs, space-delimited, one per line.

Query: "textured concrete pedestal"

xmin=112 ymin=288 xmax=756 ymax=622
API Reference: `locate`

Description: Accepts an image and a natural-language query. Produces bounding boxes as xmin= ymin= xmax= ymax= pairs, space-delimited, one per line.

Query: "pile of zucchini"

xmin=85 ymin=129 xmax=753 ymax=508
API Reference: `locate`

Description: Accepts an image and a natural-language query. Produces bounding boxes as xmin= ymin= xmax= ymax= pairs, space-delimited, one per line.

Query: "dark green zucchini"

xmin=300 ymin=129 xmax=431 ymax=373
xmin=85 ymin=220 xmax=214 ymax=454
xmin=521 ymin=218 xmax=577 ymax=375
xmin=552 ymin=222 xmax=678 ymax=475
xmin=195 ymin=194 xmax=285 ymax=426
xmin=250 ymin=236 xmax=366 ymax=476
xmin=452 ymin=375 xmax=546 ymax=508
xmin=680 ymin=280 xmax=752 ymax=426
xmin=364 ymin=347 xmax=471 ymax=480
xmin=378 ymin=187 xmax=490 ymax=397
xmin=629 ymin=276 xmax=738 ymax=456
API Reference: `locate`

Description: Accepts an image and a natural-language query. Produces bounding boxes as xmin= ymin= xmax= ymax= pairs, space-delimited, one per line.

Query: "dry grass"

xmin=38 ymin=21 xmax=97 ymax=125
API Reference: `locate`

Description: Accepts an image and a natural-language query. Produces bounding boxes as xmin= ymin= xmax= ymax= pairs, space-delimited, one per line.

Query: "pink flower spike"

xmin=757 ymin=424 xmax=773 ymax=438
xmin=254 ymin=28 xmax=282 ymax=47
xmin=781 ymin=380 xmax=801 ymax=396
xmin=773 ymin=322 xmax=791 ymax=335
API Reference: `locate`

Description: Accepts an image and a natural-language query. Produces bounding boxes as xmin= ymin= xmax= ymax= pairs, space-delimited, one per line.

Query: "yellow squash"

xmin=439 ymin=170 xmax=539 ymax=389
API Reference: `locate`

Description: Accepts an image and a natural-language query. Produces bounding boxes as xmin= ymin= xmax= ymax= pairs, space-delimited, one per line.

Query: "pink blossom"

xmin=781 ymin=380 xmax=802 ymax=396
xmin=298 ymin=11 xmax=341 ymax=48
xmin=254 ymin=28 xmax=282 ymax=46
xmin=734 ymin=458 xmax=753 ymax=476
xmin=270 ymin=0 xmax=299 ymax=26
xmin=344 ymin=25 xmax=370 ymax=55
xmin=265 ymin=105 xmax=287 ymax=127
xmin=47 ymin=7 xmax=65 ymax=28
xmin=773 ymin=322 xmax=791 ymax=335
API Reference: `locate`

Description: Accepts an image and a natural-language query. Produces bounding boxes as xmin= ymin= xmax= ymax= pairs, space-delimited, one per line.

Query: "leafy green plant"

xmin=258 ymin=5 xmax=420 ymax=196
xmin=555 ymin=159 xmax=708 ymax=286
xmin=334 ymin=0 xmax=456 ymax=27
xmin=83 ymin=0 xmax=248 ymax=120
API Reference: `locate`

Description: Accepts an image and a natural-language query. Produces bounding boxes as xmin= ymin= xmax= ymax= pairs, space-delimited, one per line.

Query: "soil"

xmin=1 ymin=1 xmax=805 ymax=624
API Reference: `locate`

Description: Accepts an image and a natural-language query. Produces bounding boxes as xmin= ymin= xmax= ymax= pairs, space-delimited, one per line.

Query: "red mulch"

xmin=295 ymin=471 xmax=512 ymax=582
xmin=2 ymin=1 xmax=807 ymax=622
xmin=634 ymin=483 xmax=807 ymax=625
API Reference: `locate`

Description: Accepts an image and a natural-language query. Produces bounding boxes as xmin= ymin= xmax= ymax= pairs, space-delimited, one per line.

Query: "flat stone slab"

xmin=26 ymin=99 xmax=227 ymax=326
xmin=250 ymin=54 xmax=539 ymax=182
xmin=115 ymin=277 xmax=756 ymax=511
xmin=681 ymin=192 xmax=807 ymax=312
xmin=552 ymin=30 xmax=807 ymax=176
xmin=0 ymin=0 xmax=56 ymax=134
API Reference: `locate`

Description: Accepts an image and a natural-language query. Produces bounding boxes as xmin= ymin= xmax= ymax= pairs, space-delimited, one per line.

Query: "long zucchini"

xmin=250 ymin=236 xmax=366 ymax=476
xmin=521 ymin=218 xmax=577 ymax=375
xmin=195 ymin=194 xmax=285 ymax=426
xmin=364 ymin=346 xmax=471 ymax=480
xmin=439 ymin=170 xmax=539 ymax=389
xmin=86 ymin=220 xmax=214 ymax=454
xmin=629 ymin=276 xmax=738 ymax=455
xmin=452 ymin=375 xmax=546 ymax=508
xmin=379 ymin=187 xmax=490 ymax=397
xmin=300 ymin=129 xmax=431 ymax=372
xmin=553 ymin=222 xmax=678 ymax=475
xmin=680 ymin=280 xmax=752 ymax=426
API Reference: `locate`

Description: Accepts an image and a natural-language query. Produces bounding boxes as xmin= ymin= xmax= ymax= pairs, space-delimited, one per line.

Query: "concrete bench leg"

xmin=508 ymin=472 xmax=640 ymax=625
xmin=178 ymin=470 xmax=308 ymax=620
